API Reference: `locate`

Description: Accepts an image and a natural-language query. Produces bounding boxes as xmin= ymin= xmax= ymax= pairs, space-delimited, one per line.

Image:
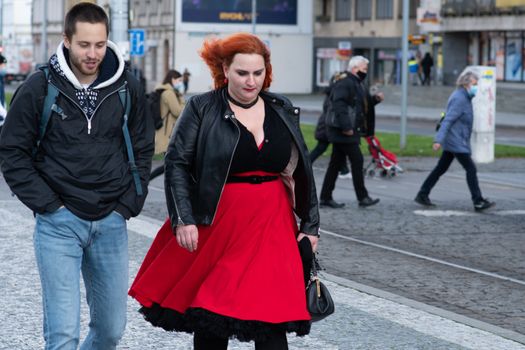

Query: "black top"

xmin=230 ymin=103 xmax=292 ymax=174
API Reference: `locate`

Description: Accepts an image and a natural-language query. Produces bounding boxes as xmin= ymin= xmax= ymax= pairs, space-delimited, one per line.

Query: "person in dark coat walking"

xmin=421 ymin=52 xmax=434 ymax=86
xmin=319 ymin=56 xmax=382 ymax=208
xmin=310 ymin=73 xmax=350 ymax=177
xmin=414 ymin=68 xmax=495 ymax=211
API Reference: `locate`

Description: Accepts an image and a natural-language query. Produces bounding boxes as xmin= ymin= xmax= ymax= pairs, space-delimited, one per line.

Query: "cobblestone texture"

xmin=1 ymin=154 xmax=525 ymax=349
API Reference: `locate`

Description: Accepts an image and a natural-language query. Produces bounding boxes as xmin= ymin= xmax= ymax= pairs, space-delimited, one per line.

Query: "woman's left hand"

xmin=297 ymin=232 xmax=319 ymax=253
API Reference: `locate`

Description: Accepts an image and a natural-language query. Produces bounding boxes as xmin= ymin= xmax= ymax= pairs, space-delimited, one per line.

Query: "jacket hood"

xmin=53 ymin=40 xmax=125 ymax=90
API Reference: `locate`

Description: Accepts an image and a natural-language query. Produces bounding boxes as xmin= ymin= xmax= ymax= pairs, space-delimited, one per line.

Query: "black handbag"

xmin=306 ymin=256 xmax=335 ymax=322
xmin=298 ymin=237 xmax=335 ymax=322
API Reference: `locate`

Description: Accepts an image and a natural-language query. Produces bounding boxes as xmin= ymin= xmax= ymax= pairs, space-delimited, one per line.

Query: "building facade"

xmin=437 ymin=0 xmax=525 ymax=84
xmin=128 ymin=0 xmax=174 ymax=90
xmin=313 ymin=0 xmax=424 ymax=90
xmin=2 ymin=0 xmax=33 ymax=81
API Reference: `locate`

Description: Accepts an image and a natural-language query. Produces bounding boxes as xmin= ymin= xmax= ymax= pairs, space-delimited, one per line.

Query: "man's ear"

xmin=63 ymin=34 xmax=71 ymax=49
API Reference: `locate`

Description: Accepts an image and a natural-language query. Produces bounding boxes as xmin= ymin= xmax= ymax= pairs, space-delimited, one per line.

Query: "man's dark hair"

xmin=64 ymin=2 xmax=109 ymax=40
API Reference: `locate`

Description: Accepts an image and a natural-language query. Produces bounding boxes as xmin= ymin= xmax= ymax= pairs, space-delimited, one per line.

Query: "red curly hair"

xmin=199 ymin=32 xmax=273 ymax=90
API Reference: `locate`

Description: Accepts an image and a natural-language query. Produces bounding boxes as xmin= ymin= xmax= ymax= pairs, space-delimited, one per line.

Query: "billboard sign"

xmin=181 ymin=0 xmax=297 ymax=25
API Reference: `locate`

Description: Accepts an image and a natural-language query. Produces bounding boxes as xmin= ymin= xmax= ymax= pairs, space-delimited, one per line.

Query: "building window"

xmin=355 ymin=0 xmax=371 ymax=20
xmin=376 ymin=0 xmax=393 ymax=19
xmin=504 ymin=32 xmax=523 ymax=82
xmin=335 ymin=0 xmax=351 ymax=21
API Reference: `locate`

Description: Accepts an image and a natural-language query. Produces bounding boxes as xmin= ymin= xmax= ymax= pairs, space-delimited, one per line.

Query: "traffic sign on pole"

xmin=129 ymin=29 xmax=146 ymax=57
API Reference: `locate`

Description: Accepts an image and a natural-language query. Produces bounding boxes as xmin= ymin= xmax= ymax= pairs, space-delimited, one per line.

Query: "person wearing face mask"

xmin=153 ymin=69 xmax=186 ymax=155
xmin=415 ymin=69 xmax=495 ymax=211
xmin=319 ymin=55 xmax=382 ymax=208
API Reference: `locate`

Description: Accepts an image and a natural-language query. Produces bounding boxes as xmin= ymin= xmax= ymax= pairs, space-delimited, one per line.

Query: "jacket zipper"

xmin=171 ymin=185 xmax=185 ymax=225
xmin=210 ymin=112 xmax=240 ymax=225
xmin=51 ymin=82 xmax=127 ymax=135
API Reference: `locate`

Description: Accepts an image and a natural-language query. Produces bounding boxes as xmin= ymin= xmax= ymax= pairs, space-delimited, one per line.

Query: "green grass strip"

xmin=300 ymin=124 xmax=525 ymax=158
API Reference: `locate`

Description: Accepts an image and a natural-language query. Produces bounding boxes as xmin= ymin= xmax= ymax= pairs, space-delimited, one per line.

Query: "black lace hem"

xmin=139 ymin=304 xmax=311 ymax=342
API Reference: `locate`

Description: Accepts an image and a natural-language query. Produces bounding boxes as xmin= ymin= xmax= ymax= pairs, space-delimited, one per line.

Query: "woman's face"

xmin=224 ymin=53 xmax=266 ymax=103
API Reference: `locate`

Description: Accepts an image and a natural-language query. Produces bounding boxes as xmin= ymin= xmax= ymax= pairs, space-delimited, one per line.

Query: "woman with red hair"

xmin=129 ymin=32 xmax=320 ymax=349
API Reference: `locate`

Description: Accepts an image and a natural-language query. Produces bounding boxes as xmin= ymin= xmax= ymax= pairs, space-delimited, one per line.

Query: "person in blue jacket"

xmin=414 ymin=69 xmax=495 ymax=211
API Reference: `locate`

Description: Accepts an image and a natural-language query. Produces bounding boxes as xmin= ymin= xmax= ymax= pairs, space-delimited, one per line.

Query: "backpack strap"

xmin=118 ymin=87 xmax=143 ymax=197
xmin=36 ymin=67 xmax=61 ymax=151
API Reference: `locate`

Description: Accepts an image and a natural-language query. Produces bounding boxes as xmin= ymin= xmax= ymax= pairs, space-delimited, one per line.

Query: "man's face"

xmin=355 ymin=62 xmax=368 ymax=74
xmin=63 ymin=22 xmax=107 ymax=83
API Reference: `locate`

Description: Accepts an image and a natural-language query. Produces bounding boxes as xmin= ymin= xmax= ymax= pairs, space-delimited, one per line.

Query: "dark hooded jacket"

xmin=327 ymin=72 xmax=378 ymax=144
xmin=0 ymin=41 xmax=153 ymax=220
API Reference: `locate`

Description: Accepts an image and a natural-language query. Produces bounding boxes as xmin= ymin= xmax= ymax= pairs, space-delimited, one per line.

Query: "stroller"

xmin=363 ymin=136 xmax=403 ymax=178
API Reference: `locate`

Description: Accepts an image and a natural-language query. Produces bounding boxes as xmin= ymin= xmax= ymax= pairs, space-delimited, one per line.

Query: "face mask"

xmin=0 ymin=68 xmax=6 ymax=76
xmin=357 ymin=71 xmax=367 ymax=81
xmin=173 ymin=81 xmax=185 ymax=94
xmin=468 ymin=85 xmax=478 ymax=97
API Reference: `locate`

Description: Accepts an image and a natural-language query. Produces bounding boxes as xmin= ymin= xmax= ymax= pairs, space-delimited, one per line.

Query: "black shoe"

xmin=358 ymin=197 xmax=380 ymax=207
xmin=474 ymin=198 xmax=495 ymax=212
xmin=320 ymin=199 xmax=345 ymax=209
xmin=414 ymin=194 xmax=435 ymax=207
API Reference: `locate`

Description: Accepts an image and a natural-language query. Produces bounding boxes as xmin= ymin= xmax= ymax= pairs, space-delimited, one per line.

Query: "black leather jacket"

xmin=164 ymin=88 xmax=320 ymax=236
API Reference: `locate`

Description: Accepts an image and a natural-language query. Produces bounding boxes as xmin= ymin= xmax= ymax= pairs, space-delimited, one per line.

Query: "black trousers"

xmin=193 ymin=330 xmax=288 ymax=350
xmin=320 ymin=142 xmax=368 ymax=201
xmin=418 ymin=151 xmax=482 ymax=203
xmin=310 ymin=141 xmax=350 ymax=174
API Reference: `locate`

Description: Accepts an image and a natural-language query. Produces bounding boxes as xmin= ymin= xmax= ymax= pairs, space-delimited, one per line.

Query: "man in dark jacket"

xmin=319 ymin=56 xmax=381 ymax=208
xmin=0 ymin=3 xmax=153 ymax=349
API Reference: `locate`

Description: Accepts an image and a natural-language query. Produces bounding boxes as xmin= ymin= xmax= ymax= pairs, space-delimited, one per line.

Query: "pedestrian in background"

xmin=0 ymin=3 xmax=153 ymax=349
xmin=129 ymin=32 xmax=320 ymax=350
xmin=310 ymin=72 xmax=350 ymax=178
xmin=414 ymin=68 xmax=495 ymax=211
xmin=154 ymin=69 xmax=185 ymax=155
xmin=0 ymin=54 xmax=7 ymax=106
xmin=182 ymin=67 xmax=191 ymax=94
xmin=319 ymin=56 xmax=382 ymax=209
xmin=421 ymin=52 xmax=434 ymax=86
xmin=150 ymin=69 xmax=186 ymax=180
xmin=408 ymin=55 xmax=419 ymax=86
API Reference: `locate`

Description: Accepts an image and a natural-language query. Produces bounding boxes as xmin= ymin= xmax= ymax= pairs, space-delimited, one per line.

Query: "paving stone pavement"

xmin=1 ymin=195 xmax=525 ymax=350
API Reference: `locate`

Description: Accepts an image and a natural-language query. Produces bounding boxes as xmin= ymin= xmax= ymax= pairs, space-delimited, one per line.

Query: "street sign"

xmin=129 ymin=29 xmax=146 ymax=56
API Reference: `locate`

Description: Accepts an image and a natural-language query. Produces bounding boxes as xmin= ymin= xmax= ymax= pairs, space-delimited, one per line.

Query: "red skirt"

xmin=129 ymin=172 xmax=311 ymax=342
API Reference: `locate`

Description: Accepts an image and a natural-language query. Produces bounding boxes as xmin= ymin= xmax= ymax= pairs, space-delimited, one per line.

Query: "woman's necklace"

xmin=227 ymin=91 xmax=259 ymax=109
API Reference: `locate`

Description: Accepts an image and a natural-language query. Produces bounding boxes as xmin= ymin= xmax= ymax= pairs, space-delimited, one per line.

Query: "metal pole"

xmin=110 ymin=0 xmax=129 ymax=46
xmin=400 ymin=0 xmax=409 ymax=149
xmin=251 ymin=0 xmax=256 ymax=34
xmin=172 ymin=0 xmax=176 ymax=68
xmin=42 ymin=0 xmax=48 ymax=63
xmin=0 ymin=0 xmax=3 ymax=48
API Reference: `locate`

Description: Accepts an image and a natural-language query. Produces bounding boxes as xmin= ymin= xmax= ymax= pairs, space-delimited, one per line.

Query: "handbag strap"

xmin=310 ymin=255 xmax=323 ymax=297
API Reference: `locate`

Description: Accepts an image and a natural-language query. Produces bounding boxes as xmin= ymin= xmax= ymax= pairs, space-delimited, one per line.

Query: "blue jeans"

xmin=34 ymin=207 xmax=128 ymax=350
xmin=418 ymin=151 xmax=483 ymax=203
